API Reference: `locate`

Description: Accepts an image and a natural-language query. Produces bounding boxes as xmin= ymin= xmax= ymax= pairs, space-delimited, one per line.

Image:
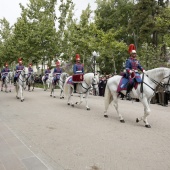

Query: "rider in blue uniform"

xmin=125 ymin=44 xmax=146 ymax=100
xmin=14 ymin=58 xmax=25 ymax=85
xmin=53 ymin=61 xmax=62 ymax=85
xmin=44 ymin=65 xmax=51 ymax=83
xmin=1 ymin=63 xmax=10 ymax=83
xmin=73 ymin=54 xmax=84 ymax=93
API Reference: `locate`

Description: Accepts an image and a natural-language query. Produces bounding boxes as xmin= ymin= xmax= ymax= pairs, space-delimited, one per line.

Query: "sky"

xmin=0 ymin=0 xmax=97 ymax=26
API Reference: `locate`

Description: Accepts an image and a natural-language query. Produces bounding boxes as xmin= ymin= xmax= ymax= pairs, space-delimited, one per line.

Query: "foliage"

xmin=0 ymin=0 xmax=170 ymax=73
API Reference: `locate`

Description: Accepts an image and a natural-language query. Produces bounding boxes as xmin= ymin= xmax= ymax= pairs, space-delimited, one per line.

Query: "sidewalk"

xmin=0 ymin=120 xmax=49 ymax=170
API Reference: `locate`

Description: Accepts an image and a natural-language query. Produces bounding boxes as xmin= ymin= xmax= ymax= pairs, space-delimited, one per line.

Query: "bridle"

xmin=143 ymin=72 xmax=170 ymax=91
xmin=81 ymin=76 xmax=98 ymax=93
xmin=18 ymin=69 xmax=28 ymax=84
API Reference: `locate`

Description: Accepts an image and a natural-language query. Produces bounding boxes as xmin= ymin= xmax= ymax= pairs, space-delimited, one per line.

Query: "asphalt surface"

xmin=0 ymin=85 xmax=170 ymax=170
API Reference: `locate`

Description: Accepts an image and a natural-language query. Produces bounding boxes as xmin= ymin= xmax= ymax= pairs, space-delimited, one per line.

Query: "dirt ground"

xmin=0 ymin=86 xmax=170 ymax=170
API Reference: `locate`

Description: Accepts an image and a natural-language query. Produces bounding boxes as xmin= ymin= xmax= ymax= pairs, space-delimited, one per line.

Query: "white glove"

xmin=129 ymin=70 xmax=133 ymax=74
xmin=143 ymin=70 xmax=146 ymax=73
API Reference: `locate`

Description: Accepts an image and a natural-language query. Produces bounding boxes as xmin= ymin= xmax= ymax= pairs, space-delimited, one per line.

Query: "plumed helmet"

xmin=128 ymin=44 xmax=136 ymax=54
xmin=18 ymin=58 xmax=22 ymax=63
xmin=75 ymin=54 xmax=80 ymax=60
xmin=56 ymin=61 xmax=60 ymax=65
xmin=131 ymin=50 xmax=136 ymax=54
xmin=5 ymin=63 xmax=8 ymax=67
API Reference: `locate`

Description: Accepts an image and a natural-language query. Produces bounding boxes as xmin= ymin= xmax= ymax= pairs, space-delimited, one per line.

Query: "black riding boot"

xmin=126 ymin=83 xmax=133 ymax=100
xmin=14 ymin=77 xmax=17 ymax=86
xmin=74 ymin=83 xmax=77 ymax=93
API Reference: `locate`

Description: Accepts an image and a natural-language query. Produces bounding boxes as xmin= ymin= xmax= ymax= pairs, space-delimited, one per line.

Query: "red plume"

xmin=56 ymin=61 xmax=60 ymax=65
xmin=128 ymin=44 xmax=136 ymax=54
xmin=18 ymin=58 xmax=22 ymax=63
xmin=75 ymin=54 xmax=80 ymax=60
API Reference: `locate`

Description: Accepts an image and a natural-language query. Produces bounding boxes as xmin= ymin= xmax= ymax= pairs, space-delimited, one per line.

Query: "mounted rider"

xmin=73 ymin=54 xmax=84 ymax=93
xmin=26 ymin=63 xmax=34 ymax=85
xmin=1 ymin=63 xmax=10 ymax=83
xmin=44 ymin=65 xmax=51 ymax=83
xmin=125 ymin=44 xmax=146 ymax=100
xmin=53 ymin=61 xmax=62 ymax=85
xmin=14 ymin=58 xmax=25 ymax=86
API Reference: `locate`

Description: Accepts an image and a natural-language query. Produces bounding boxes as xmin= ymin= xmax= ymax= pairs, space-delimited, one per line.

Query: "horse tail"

xmin=104 ymin=84 xmax=113 ymax=111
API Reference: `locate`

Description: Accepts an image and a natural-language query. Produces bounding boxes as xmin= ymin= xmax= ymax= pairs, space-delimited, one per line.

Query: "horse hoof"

xmin=120 ymin=119 xmax=125 ymax=123
xmin=75 ymin=102 xmax=78 ymax=104
xmin=62 ymin=97 xmax=64 ymax=99
xmin=50 ymin=95 xmax=52 ymax=97
xmin=87 ymin=108 xmax=90 ymax=110
xmin=68 ymin=103 xmax=70 ymax=105
xmin=145 ymin=124 xmax=151 ymax=128
xmin=60 ymin=97 xmax=62 ymax=99
xmin=9 ymin=90 xmax=11 ymax=92
xmin=53 ymin=96 xmax=56 ymax=98
xmin=104 ymin=115 xmax=108 ymax=118
xmin=71 ymin=104 xmax=74 ymax=107
xmin=21 ymin=100 xmax=23 ymax=102
xmin=136 ymin=118 xmax=139 ymax=123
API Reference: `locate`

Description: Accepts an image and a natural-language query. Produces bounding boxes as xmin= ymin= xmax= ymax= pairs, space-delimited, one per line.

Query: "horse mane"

xmin=146 ymin=67 xmax=167 ymax=80
xmin=84 ymin=73 xmax=94 ymax=85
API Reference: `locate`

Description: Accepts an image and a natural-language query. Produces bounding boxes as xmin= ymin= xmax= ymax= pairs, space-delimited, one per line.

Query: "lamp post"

xmin=113 ymin=56 xmax=117 ymax=75
xmin=92 ymin=51 xmax=98 ymax=75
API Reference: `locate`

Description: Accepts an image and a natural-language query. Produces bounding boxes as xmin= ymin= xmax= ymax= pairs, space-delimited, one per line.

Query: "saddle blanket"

xmin=117 ymin=77 xmax=138 ymax=92
xmin=67 ymin=77 xmax=73 ymax=85
xmin=72 ymin=74 xmax=84 ymax=82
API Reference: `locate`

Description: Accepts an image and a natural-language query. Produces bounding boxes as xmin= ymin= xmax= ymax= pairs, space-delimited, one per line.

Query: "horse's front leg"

xmin=84 ymin=92 xmax=90 ymax=110
xmin=43 ymin=82 xmax=46 ymax=91
xmin=16 ymin=85 xmax=19 ymax=99
xmin=9 ymin=81 xmax=12 ymax=92
xmin=20 ymin=85 xmax=24 ymax=102
xmin=32 ymin=83 xmax=34 ymax=91
xmin=75 ymin=93 xmax=84 ymax=107
xmin=68 ymin=86 xmax=74 ymax=106
xmin=59 ymin=85 xmax=64 ymax=99
xmin=5 ymin=83 xmax=8 ymax=93
xmin=28 ymin=84 xmax=31 ymax=91
xmin=52 ymin=85 xmax=56 ymax=98
xmin=50 ymin=85 xmax=53 ymax=97
xmin=1 ymin=82 xmax=3 ymax=91
xmin=60 ymin=89 xmax=64 ymax=99
xmin=136 ymin=97 xmax=151 ymax=128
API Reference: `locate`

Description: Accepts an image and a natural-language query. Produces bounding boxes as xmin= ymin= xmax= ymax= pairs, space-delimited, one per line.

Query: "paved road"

xmin=0 ymin=86 xmax=170 ymax=170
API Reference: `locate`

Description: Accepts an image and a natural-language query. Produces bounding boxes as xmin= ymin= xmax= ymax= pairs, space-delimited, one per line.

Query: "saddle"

xmin=117 ymin=76 xmax=138 ymax=93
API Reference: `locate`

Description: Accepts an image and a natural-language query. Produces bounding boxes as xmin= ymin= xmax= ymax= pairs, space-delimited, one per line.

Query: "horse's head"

xmin=92 ymin=74 xmax=99 ymax=93
xmin=162 ymin=68 xmax=170 ymax=91
xmin=84 ymin=73 xmax=99 ymax=91
xmin=21 ymin=68 xmax=28 ymax=79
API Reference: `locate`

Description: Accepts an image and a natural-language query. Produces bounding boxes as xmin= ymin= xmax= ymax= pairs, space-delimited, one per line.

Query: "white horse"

xmin=15 ymin=68 xmax=28 ymax=102
xmin=104 ymin=67 xmax=170 ymax=128
xmin=64 ymin=73 xmax=99 ymax=110
xmin=27 ymin=72 xmax=35 ymax=92
xmin=42 ymin=73 xmax=52 ymax=91
xmin=50 ymin=72 xmax=69 ymax=99
xmin=1 ymin=71 xmax=13 ymax=92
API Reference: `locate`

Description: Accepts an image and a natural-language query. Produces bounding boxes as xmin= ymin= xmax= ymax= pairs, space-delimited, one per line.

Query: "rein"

xmin=141 ymin=72 xmax=170 ymax=95
xmin=80 ymin=77 xmax=98 ymax=93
